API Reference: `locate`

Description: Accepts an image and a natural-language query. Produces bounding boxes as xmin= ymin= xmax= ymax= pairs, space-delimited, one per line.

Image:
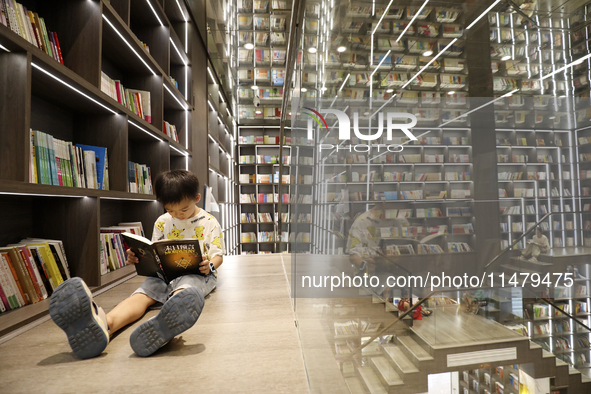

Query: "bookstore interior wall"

xmin=0 ymin=0 xmax=240 ymax=335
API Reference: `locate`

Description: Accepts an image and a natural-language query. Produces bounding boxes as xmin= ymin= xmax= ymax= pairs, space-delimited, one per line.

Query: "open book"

xmin=121 ymin=233 xmax=204 ymax=284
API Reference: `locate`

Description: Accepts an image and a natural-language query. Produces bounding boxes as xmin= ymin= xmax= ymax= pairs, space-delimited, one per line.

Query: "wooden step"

xmin=500 ymin=264 xmax=541 ymax=274
xmin=569 ymin=366 xmax=582 ymax=375
xmin=345 ymin=377 xmax=368 ymax=394
xmin=510 ymin=256 xmax=553 ymax=266
xmin=358 ymin=367 xmax=388 ymax=394
xmin=371 ymin=356 xmax=404 ymax=387
xmin=556 ymin=358 xmax=569 ymax=366
xmin=383 ymin=344 xmax=420 ymax=374
xmin=529 ymin=341 xmax=542 ymax=350
xmin=385 ymin=300 xmax=398 ymax=312
xmin=398 ymin=336 xmax=434 ymax=362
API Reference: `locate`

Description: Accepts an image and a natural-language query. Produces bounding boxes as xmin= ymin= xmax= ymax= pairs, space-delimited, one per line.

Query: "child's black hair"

xmin=154 ymin=170 xmax=200 ymax=206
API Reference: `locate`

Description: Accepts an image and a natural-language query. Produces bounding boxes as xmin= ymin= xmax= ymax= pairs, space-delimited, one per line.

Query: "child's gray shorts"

xmin=132 ymin=274 xmax=217 ymax=304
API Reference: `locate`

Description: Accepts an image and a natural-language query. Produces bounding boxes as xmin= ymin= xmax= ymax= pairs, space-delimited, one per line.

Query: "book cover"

xmin=52 ymin=31 xmax=64 ymax=64
xmin=32 ymin=12 xmax=46 ymax=53
xmin=0 ymin=283 xmax=8 ymax=312
xmin=26 ymin=243 xmax=64 ymax=289
xmin=0 ymin=251 xmax=27 ymax=306
xmin=29 ymin=129 xmax=38 ymax=183
xmin=127 ymin=89 xmax=151 ymax=123
xmin=82 ymin=149 xmax=97 ymax=189
xmin=24 ymin=245 xmax=54 ymax=293
xmin=122 ymin=233 xmax=204 ymax=283
xmin=39 ymin=17 xmax=54 ymax=59
xmin=0 ymin=253 xmax=20 ymax=309
xmin=7 ymin=246 xmax=41 ymax=302
xmin=23 ymin=239 xmax=70 ymax=281
xmin=14 ymin=244 xmax=47 ymax=299
xmin=76 ymin=144 xmax=107 ymax=190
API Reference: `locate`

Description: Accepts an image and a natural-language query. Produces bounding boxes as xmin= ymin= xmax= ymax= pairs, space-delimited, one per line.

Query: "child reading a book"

xmin=519 ymin=227 xmax=549 ymax=262
xmin=49 ymin=170 xmax=225 ymax=359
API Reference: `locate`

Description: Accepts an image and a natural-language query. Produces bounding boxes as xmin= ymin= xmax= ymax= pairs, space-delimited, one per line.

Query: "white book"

xmin=83 ymin=150 xmax=96 ymax=189
xmin=0 ymin=253 xmax=19 ymax=310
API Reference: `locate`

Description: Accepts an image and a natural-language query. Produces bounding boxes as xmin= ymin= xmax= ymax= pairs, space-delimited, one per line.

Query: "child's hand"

xmin=199 ymin=257 xmax=211 ymax=274
xmin=126 ymin=249 xmax=139 ymax=265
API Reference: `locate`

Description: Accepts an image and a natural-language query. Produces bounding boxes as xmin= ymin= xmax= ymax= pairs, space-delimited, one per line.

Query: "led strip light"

xmin=397 ymin=0 xmax=429 ymax=42
xmin=170 ymin=145 xmax=189 ymax=156
xmin=146 ymin=0 xmax=164 ymax=26
xmin=164 ymin=84 xmax=188 ymax=109
xmin=128 ymin=119 xmax=163 ymax=142
xmin=102 ymin=15 xmax=157 ymax=76
xmin=32 ymin=63 xmax=118 ymax=115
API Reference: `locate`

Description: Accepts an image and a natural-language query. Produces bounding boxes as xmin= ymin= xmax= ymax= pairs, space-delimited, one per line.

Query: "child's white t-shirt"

xmin=531 ymin=234 xmax=549 ymax=249
xmin=151 ymin=208 xmax=226 ymax=260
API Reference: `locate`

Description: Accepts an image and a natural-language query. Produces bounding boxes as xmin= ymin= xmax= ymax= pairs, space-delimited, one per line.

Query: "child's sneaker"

xmin=130 ymin=287 xmax=204 ymax=357
xmin=49 ymin=277 xmax=109 ymax=359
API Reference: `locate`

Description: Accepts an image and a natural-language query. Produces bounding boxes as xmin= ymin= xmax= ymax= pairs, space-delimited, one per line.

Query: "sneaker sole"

xmin=130 ymin=287 xmax=204 ymax=357
xmin=48 ymin=278 xmax=109 ymax=359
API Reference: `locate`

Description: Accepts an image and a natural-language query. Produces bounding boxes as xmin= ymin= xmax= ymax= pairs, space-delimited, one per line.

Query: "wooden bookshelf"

xmin=313 ymin=127 xmax=476 ymax=256
xmin=235 ymin=0 xmax=291 ymax=124
xmin=237 ymin=125 xmax=314 ymax=254
xmin=0 ymin=0 xmax=230 ymax=335
xmin=495 ymin=128 xmax=578 ymax=250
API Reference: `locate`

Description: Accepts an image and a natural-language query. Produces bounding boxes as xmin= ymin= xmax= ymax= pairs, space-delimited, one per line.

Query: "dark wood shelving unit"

xmin=0 ymin=0 xmax=220 ymax=337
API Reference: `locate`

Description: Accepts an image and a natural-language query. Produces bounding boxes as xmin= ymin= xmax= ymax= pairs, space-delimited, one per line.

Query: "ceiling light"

xmin=251 ymin=85 xmax=258 ymax=90
xmin=549 ymin=116 xmax=556 ymax=119
xmin=244 ymin=43 xmax=254 ymax=50
xmin=364 ymin=111 xmax=370 ymax=115
xmin=255 ymin=110 xmax=262 ymax=114
xmin=386 ymin=88 xmax=394 ymax=93
xmin=321 ymin=87 xmax=328 ymax=91
xmin=289 ymin=112 xmax=291 ymax=115
xmin=423 ymin=50 xmax=433 ymax=56
xmin=301 ymin=88 xmax=308 ymax=92
xmin=308 ymin=47 xmax=317 ymax=53
xmin=448 ymin=91 xmax=455 ymax=95
xmin=559 ymin=95 xmax=566 ymax=98
xmin=501 ymin=55 xmax=511 ymax=61
xmin=337 ymin=46 xmax=346 ymax=52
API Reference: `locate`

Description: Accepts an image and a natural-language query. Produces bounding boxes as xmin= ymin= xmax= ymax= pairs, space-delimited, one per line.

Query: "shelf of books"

xmin=459 ymin=364 xmax=522 ymax=394
xmin=0 ymin=0 xmax=212 ymax=334
xmin=490 ymin=9 xmax=590 ymax=131
xmin=496 ymin=129 xmax=578 ymax=249
xmin=238 ymin=125 xmax=314 ymax=254
xmin=298 ymin=1 xmax=469 ymax=111
xmin=207 ymin=62 xmax=239 ymax=255
xmin=524 ymin=267 xmax=591 ymax=370
xmin=312 ymin=126 xmax=476 ymax=258
xmin=236 ymin=0 xmax=290 ymax=125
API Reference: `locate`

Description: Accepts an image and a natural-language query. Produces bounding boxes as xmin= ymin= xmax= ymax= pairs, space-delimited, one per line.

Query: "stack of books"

xmin=1 ymin=2 xmax=64 ymax=64
xmin=30 ymin=130 xmax=109 ymax=190
xmin=101 ymin=72 xmax=152 ymax=123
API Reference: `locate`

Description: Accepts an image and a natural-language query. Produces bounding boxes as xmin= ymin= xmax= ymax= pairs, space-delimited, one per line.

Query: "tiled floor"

xmin=0 ymin=254 xmax=309 ymax=394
